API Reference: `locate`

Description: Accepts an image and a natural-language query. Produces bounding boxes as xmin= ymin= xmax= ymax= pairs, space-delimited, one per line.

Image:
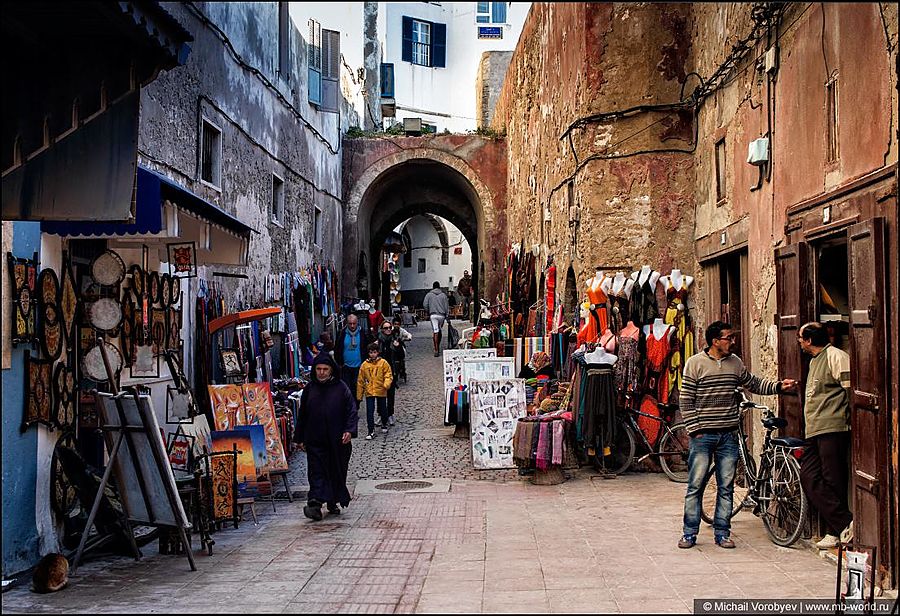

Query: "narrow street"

xmin=2 ymin=326 xmax=839 ymax=614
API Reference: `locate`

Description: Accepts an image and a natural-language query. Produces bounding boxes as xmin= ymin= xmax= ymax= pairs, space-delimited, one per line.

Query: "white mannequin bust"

xmin=643 ymin=318 xmax=674 ymax=340
xmin=586 ymin=268 xmax=604 ymax=290
xmin=659 ymin=268 xmax=694 ymax=291
xmin=630 ymin=265 xmax=661 ymax=289
xmin=606 ymin=271 xmax=635 ymax=298
xmin=584 ymin=345 xmax=618 ymax=365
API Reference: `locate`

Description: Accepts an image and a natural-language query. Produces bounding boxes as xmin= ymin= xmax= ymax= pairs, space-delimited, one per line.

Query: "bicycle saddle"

xmin=762 ymin=416 xmax=788 ymax=430
xmin=771 ymin=436 xmax=806 ymax=449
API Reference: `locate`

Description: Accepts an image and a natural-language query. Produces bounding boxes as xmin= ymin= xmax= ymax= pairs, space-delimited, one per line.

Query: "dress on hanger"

xmin=643 ymin=325 xmax=674 ymax=404
xmin=608 ymin=287 xmax=630 ymax=334
xmin=630 ymin=276 xmax=658 ymax=328
xmin=663 ymin=279 xmax=694 ymax=399
xmin=586 ymin=276 xmax=609 ymax=337
xmin=614 ymin=332 xmax=642 ymax=394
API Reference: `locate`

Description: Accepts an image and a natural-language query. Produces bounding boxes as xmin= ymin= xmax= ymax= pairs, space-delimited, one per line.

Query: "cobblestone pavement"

xmin=285 ymin=320 xmax=518 ymax=488
xmin=2 ymin=321 xmax=842 ymax=613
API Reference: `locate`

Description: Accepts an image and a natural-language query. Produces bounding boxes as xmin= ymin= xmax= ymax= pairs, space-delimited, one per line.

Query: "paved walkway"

xmin=1 ymin=322 xmax=840 ymax=614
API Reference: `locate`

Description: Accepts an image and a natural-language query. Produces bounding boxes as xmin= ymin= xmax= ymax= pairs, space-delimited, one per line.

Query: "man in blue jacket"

xmin=334 ymin=313 xmax=369 ymax=405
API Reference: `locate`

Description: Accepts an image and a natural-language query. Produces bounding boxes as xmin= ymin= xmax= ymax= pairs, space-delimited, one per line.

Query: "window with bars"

xmin=402 ymin=16 xmax=446 ymax=68
xmin=200 ymin=119 xmax=222 ymax=188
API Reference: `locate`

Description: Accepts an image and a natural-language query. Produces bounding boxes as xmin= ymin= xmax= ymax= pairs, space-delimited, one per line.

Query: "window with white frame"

xmin=476 ymin=2 xmax=507 ymax=24
xmin=271 ymin=174 xmax=284 ymax=224
xmin=412 ymin=19 xmax=431 ymax=67
xmin=314 ymin=206 xmax=323 ymax=246
xmin=200 ymin=119 xmax=222 ymax=188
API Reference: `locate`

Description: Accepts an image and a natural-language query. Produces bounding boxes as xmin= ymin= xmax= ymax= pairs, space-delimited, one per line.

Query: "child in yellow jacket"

xmin=357 ymin=342 xmax=394 ymax=439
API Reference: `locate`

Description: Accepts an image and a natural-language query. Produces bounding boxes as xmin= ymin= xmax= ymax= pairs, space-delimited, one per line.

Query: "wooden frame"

xmin=167 ymin=242 xmax=198 ymax=279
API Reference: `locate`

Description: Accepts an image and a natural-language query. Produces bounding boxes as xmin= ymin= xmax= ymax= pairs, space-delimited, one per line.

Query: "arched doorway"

xmin=350 ymin=155 xmax=490 ymax=314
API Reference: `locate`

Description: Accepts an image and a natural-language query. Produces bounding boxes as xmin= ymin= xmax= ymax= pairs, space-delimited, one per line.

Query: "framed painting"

xmin=219 ymin=349 xmax=243 ymax=378
xmin=208 ymin=384 xmax=245 ymax=431
xmin=59 ymin=252 xmax=79 ymax=350
xmin=241 ymin=383 xmax=288 ymax=472
xmin=52 ymin=362 xmax=77 ymax=430
xmin=24 ymin=353 xmax=54 ymax=430
xmin=151 ymin=308 xmax=168 ymax=355
xmin=167 ymin=242 xmax=197 ymax=278
xmin=166 ymin=433 xmax=194 ymax=473
xmin=205 ymin=450 xmax=238 ymax=526
xmin=211 ymin=430 xmax=258 ymax=498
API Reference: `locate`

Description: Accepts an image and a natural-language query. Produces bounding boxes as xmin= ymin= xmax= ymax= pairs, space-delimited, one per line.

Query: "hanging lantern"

xmin=382 ymin=231 xmax=406 ymax=253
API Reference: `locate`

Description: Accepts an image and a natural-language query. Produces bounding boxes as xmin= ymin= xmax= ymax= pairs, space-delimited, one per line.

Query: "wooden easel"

xmin=71 ymin=337 xmax=196 ymax=574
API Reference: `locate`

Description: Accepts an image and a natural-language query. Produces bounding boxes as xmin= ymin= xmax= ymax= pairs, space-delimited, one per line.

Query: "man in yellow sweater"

xmin=357 ymin=342 xmax=394 ymax=439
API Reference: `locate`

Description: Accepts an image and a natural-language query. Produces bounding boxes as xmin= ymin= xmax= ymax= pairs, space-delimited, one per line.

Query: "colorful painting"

xmin=167 ymin=242 xmax=197 ymax=278
xmin=211 ymin=430 xmax=259 ymax=497
xmin=53 ymin=362 xmax=77 ymax=429
xmin=208 ymin=385 xmax=245 ymax=430
xmin=24 ymin=353 xmax=54 ymax=429
xmin=234 ymin=424 xmax=269 ymax=474
xmin=242 ymin=383 xmax=288 ymax=472
xmin=208 ymin=451 xmax=237 ymax=523
xmin=166 ymin=433 xmax=194 ymax=472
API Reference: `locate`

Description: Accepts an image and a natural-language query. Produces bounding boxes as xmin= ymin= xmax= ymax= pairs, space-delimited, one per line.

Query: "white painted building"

xmin=378 ymin=2 xmax=530 ymax=133
xmin=397 ymin=215 xmax=472 ymax=308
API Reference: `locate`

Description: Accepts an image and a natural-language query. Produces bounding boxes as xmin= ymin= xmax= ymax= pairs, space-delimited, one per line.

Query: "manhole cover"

xmin=375 ymin=480 xmax=434 ymax=492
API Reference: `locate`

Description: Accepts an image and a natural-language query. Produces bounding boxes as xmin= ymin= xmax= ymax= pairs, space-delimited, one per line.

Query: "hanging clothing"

xmin=608 ymin=291 xmax=630 ymax=334
xmin=663 ymin=279 xmax=694 ymax=400
xmin=614 ymin=333 xmax=642 ymax=394
xmin=630 ymin=276 xmax=659 ymax=327
xmin=545 ymin=265 xmax=556 ymax=334
xmin=644 ymin=326 xmax=674 ymax=404
xmin=581 ymin=361 xmax=617 ymax=458
xmin=586 ymin=276 xmax=609 ymax=337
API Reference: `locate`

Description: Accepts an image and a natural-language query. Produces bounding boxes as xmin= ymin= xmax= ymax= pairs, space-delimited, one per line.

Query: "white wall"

xmin=398 ymin=215 xmax=472 ymax=293
xmin=381 ymin=2 xmax=530 ymax=133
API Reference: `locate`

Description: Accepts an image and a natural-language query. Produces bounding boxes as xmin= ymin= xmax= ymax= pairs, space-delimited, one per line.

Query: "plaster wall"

xmin=475 ymin=51 xmax=514 ymax=129
xmin=398 ymin=215 xmax=472 ymax=306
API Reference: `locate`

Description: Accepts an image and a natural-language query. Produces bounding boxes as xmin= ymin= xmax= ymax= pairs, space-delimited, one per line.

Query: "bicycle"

xmin=699 ymin=389 xmax=808 ymax=546
xmin=593 ymin=394 xmax=691 ymax=482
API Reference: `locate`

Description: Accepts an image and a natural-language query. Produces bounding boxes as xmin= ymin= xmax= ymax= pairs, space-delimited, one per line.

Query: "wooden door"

xmin=846 ymin=217 xmax=889 ymax=576
xmin=774 ymin=243 xmax=813 ymax=437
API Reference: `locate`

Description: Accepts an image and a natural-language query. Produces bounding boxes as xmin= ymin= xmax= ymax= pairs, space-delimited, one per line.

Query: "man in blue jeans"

xmin=678 ymin=321 xmax=797 ymax=549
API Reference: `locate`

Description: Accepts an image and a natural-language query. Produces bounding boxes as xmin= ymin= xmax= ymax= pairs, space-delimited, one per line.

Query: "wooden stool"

xmin=269 ymin=470 xmax=293 ymax=502
xmin=237 ymin=497 xmax=258 ymax=525
xmin=531 ymin=466 xmax=566 ymax=485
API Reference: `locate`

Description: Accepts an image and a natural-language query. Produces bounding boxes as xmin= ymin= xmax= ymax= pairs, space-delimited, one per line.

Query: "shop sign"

xmin=478 ymin=27 xmax=502 ymax=39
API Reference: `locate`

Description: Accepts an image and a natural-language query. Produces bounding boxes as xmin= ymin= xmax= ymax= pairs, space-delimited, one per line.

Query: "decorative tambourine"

xmin=148 ymin=272 xmax=161 ymax=305
xmin=170 ymin=275 xmax=181 ymax=306
xmin=50 ymin=431 xmax=79 ymax=516
xmin=90 ymin=250 xmax=126 ymax=286
xmin=37 ymin=269 xmax=63 ymax=360
xmin=129 ymin=264 xmax=145 ymax=298
xmin=121 ymin=295 xmax=136 ymax=366
xmin=161 ymin=273 xmax=173 ymax=308
xmin=53 ymin=362 xmax=77 ymax=429
xmin=88 ymin=298 xmax=123 ymax=332
xmin=60 ymin=253 xmax=79 ymax=348
xmin=82 ymin=341 xmax=123 ymax=383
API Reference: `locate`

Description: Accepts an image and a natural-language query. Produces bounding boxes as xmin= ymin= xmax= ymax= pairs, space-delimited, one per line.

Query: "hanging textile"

xmin=545 ymin=264 xmax=556 ymax=335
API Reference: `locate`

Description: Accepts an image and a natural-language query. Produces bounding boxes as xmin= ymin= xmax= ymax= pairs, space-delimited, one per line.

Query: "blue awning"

xmin=41 ymin=166 xmax=252 ymax=238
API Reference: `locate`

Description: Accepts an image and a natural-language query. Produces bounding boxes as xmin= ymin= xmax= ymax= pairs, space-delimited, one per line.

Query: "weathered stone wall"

xmin=492 ymin=3 xmax=698 ymax=313
xmin=475 ymin=51 xmax=514 ymax=129
xmin=139 ymin=2 xmax=348 ymax=306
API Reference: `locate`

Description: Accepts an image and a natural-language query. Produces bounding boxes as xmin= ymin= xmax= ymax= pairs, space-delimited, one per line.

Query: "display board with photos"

xmin=469 ymin=378 xmax=527 ymax=470
xmin=462 ymin=357 xmax=516 ymax=388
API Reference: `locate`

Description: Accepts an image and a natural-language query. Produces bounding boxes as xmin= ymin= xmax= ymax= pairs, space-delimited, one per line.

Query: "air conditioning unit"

xmin=402 ymin=117 xmax=423 ymax=134
xmin=747 ymin=137 xmax=769 ymax=166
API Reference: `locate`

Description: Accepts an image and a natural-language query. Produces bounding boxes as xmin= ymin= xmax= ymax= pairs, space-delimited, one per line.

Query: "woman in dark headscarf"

xmin=294 ymin=352 xmax=358 ymax=520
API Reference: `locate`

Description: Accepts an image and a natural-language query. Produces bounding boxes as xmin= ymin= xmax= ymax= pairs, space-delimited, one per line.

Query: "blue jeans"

xmin=683 ymin=431 xmax=739 ymax=539
xmin=365 ymin=396 xmax=388 ymax=433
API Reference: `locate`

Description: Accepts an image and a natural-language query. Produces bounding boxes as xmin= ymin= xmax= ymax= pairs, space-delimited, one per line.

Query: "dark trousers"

xmin=799 ymin=432 xmax=853 ymax=536
xmin=366 ymin=396 xmax=388 ymax=433
xmin=341 ymin=365 xmax=360 ymax=404
xmin=387 ymin=382 xmax=396 ymax=417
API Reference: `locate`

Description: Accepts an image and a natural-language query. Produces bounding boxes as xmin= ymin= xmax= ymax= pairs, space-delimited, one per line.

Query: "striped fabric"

xmin=680 ymin=351 xmax=779 ymax=435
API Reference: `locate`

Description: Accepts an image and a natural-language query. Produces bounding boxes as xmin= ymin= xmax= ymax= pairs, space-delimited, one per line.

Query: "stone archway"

xmin=343 ymin=140 xmax=506 ymax=310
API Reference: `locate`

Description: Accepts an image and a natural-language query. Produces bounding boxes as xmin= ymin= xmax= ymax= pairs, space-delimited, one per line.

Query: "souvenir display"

xmin=89 ymin=250 xmax=126 ymax=287
xmin=50 ymin=431 xmax=79 ymax=515
xmin=59 ymin=253 xmax=79 ymax=348
xmin=167 ymin=242 xmax=197 ymax=278
xmin=88 ymin=297 xmax=123 ymax=333
xmin=24 ymin=353 xmax=54 ymax=429
xmin=167 ymin=309 xmax=182 ymax=354
xmin=37 ymin=268 xmax=63 ymax=360
xmin=208 ymin=385 xmax=245 ymax=430
xmin=130 ymin=344 xmax=159 ymax=379
xmin=469 ymin=378 xmax=528 ymax=469
xmin=220 ymin=349 xmax=244 ymax=378
xmin=161 ymin=273 xmax=173 ymax=308
xmin=52 ymin=362 xmax=77 ymax=429
xmin=121 ymin=295 xmax=136 ymax=366
xmin=129 ymin=264 xmax=145 ymax=298
xmin=151 ymin=308 xmax=168 ymax=355
xmin=7 ymin=252 xmax=38 ymax=345
xmin=149 ymin=272 xmax=161 ymax=305
xmin=83 ymin=341 xmax=123 ymax=383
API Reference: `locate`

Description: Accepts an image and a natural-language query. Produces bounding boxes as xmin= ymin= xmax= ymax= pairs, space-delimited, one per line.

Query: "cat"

xmin=31 ymin=553 xmax=69 ymax=593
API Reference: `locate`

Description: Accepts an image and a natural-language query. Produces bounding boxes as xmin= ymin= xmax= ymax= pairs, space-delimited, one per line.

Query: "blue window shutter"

xmin=380 ymin=63 xmax=395 ymax=97
xmin=432 ymin=22 xmax=446 ymax=68
xmin=402 ymin=16 xmax=413 ymax=63
xmin=492 ymin=2 xmax=507 ymax=24
xmin=308 ymin=67 xmax=321 ymax=105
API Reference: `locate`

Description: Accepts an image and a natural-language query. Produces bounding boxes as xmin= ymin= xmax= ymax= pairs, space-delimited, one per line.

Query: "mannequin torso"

xmin=609 ymin=271 xmax=635 ymax=298
xmin=619 ymin=321 xmax=640 ymax=339
xmin=659 ymin=269 xmax=694 ymax=292
xmin=599 ymin=329 xmax=617 ymax=352
xmin=584 ymin=345 xmax=617 ymax=365
xmin=644 ymin=318 xmax=674 ymax=340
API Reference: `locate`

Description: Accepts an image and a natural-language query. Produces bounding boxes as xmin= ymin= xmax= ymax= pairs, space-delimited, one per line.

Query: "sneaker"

xmin=303 ymin=503 xmax=323 ymax=521
xmin=365 ymin=432 xmax=374 ymax=440
xmin=381 ymin=426 xmax=388 ymax=433
xmin=434 ymin=351 xmax=440 ymax=357
xmin=815 ymin=534 xmax=840 ymax=549
xmin=715 ymin=536 xmax=736 ymax=549
xmin=388 ymin=416 xmax=395 ymax=426
xmin=840 ymin=521 xmax=854 ymax=544
xmin=678 ymin=534 xmax=697 ymax=549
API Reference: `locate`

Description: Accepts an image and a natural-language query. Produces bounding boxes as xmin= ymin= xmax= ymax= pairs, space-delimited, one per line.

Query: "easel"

xmin=71 ymin=337 xmax=196 ymax=574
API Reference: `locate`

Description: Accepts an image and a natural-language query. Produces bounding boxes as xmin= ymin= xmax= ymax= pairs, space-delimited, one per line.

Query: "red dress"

xmin=644 ymin=326 xmax=673 ymax=404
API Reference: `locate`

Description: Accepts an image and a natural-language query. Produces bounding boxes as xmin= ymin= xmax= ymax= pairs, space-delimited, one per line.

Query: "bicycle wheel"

xmin=658 ymin=422 xmax=690 ymax=483
xmin=594 ymin=419 xmax=636 ymax=475
xmin=759 ymin=450 xmax=808 ymax=547
xmin=700 ymin=456 xmax=753 ymax=525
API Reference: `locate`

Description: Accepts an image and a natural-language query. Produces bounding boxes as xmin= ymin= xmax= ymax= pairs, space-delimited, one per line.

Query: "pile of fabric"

xmin=512 ymin=414 xmax=570 ymax=470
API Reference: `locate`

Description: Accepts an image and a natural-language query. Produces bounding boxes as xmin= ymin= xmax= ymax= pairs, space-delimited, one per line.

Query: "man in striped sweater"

xmin=678 ymin=321 xmax=797 ymax=549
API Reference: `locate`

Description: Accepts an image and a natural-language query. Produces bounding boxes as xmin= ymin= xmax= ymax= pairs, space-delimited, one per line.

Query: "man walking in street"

xmin=797 ymin=322 xmax=853 ymax=549
xmin=678 ymin=321 xmax=797 ymax=549
xmin=334 ymin=313 xmax=369 ymax=404
xmin=422 ymin=281 xmax=449 ymax=357
xmin=457 ymin=270 xmax=473 ymax=321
